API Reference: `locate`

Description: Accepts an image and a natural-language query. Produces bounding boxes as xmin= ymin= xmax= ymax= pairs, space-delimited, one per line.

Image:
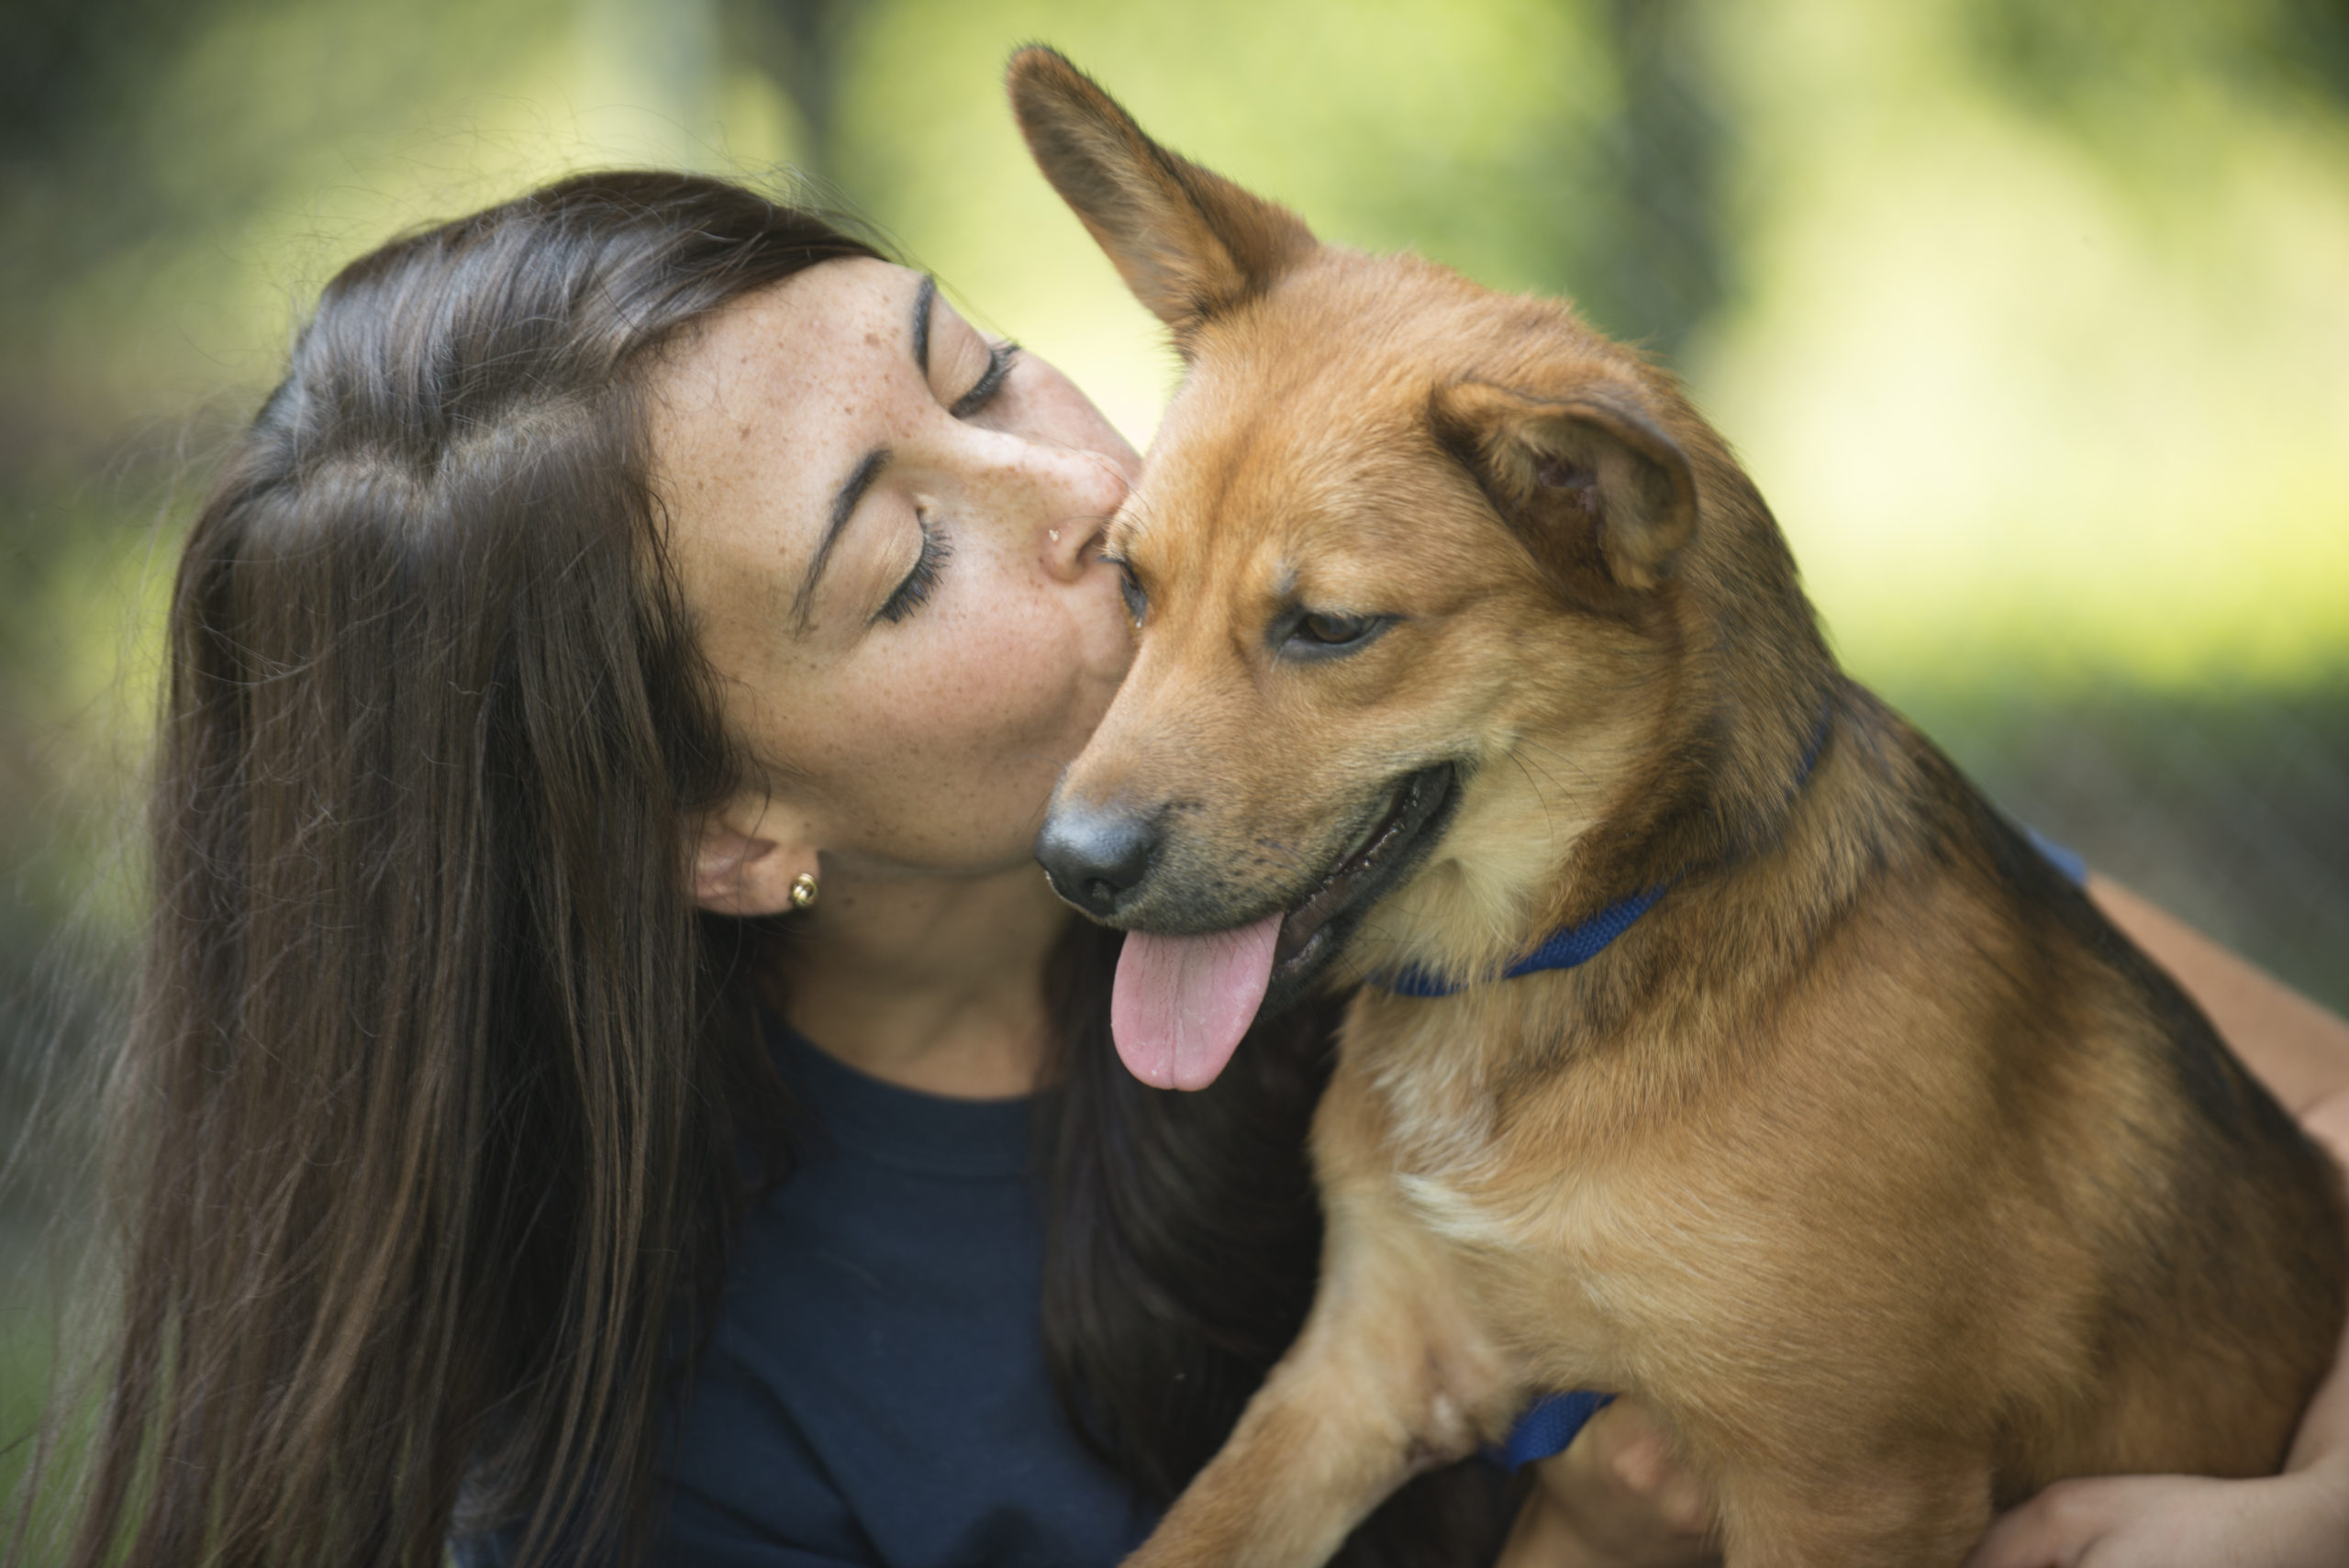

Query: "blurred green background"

xmin=4 ymin=0 xmax=2346 ymax=1501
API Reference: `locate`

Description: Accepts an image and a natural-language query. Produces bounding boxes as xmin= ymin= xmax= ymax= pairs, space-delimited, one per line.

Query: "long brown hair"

xmin=23 ymin=172 xmax=1505 ymax=1568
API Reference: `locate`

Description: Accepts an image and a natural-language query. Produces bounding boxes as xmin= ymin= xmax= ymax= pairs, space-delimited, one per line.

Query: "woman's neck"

xmin=767 ymin=861 xmax=1074 ymax=1099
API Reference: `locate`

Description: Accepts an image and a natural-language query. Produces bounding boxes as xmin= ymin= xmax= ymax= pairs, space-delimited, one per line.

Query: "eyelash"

xmin=875 ymin=517 xmax=952 ymax=624
xmin=949 ymin=342 xmax=1019 ymax=418
xmin=871 ymin=341 xmax=1011 ymax=626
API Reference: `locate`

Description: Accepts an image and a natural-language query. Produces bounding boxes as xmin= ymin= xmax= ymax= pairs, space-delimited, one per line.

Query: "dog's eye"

xmin=1281 ymin=610 xmax=1388 ymax=660
xmin=1297 ymin=612 xmax=1368 ymax=644
xmin=1118 ymin=564 xmax=1148 ymax=628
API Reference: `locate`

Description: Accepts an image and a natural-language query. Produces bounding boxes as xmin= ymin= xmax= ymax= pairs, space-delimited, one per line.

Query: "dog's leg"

xmin=1124 ymin=1217 xmax=1506 ymax=1568
xmin=1712 ymin=1451 xmax=1994 ymax=1568
xmin=1124 ymin=1087 xmax=1516 ymax=1568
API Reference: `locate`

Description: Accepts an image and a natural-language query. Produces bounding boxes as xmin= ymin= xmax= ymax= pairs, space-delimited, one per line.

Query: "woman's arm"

xmin=1501 ymin=875 xmax=2349 ymax=1568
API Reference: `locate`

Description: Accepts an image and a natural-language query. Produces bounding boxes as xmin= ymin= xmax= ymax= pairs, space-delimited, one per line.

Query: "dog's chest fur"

xmin=1324 ymin=933 xmax=2021 ymax=1409
xmin=1328 ymin=986 xmax=1729 ymax=1378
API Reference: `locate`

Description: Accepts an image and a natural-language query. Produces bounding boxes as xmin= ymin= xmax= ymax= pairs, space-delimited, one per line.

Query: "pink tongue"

xmin=1111 ymin=915 xmax=1285 ymax=1091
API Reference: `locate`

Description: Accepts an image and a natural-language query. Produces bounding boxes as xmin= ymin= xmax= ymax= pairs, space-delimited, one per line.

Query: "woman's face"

xmin=654 ymin=259 xmax=1141 ymax=891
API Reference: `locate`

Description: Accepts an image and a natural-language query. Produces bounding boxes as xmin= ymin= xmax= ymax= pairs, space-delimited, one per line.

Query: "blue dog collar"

xmin=1381 ymin=884 xmax=1662 ymax=997
xmin=1380 ymin=698 xmax=1835 ymax=998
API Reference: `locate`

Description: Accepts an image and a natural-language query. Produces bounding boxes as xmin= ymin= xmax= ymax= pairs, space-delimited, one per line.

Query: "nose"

xmin=1036 ymin=449 xmax=1130 ymax=584
xmin=1035 ymin=802 xmax=1160 ymax=919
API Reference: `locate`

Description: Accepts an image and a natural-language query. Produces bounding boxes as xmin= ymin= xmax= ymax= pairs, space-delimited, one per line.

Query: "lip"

xmin=1261 ymin=762 xmax=1460 ymax=1014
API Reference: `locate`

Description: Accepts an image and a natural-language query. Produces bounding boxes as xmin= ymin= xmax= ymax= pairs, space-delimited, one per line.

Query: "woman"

xmin=21 ymin=172 xmax=2346 ymax=1568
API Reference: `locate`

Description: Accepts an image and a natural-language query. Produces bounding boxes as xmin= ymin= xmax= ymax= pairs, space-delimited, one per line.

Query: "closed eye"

xmin=950 ymin=342 xmax=1019 ymax=418
xmin=874 ymin=517 xmax=952 ymax=625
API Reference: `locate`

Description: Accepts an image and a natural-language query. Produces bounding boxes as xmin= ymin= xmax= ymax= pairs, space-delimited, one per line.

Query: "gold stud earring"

xmin=790 ymin=873 xmax=819 ymax=910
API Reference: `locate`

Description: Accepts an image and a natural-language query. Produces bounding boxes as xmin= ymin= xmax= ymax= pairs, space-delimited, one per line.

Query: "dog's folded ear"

xmin=1430 ymin=381 xmax=1698 ymax=595
xmin=1008 ymin=47 xmax=1316 ymax=345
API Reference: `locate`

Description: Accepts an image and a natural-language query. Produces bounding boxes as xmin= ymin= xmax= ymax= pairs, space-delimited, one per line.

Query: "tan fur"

xmin=1010 ymin=49 xmax=2349 ymax=1566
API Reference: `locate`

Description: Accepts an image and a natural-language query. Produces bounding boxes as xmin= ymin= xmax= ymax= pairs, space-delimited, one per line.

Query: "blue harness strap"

xmin=1389 ymin=698 xmax=1836 ymax=1466
xmin=1489 ymin=1390 xmax=1616 ymax=1471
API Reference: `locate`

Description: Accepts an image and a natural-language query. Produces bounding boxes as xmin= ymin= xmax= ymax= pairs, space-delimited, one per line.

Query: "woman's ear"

xmin=692 ymin=799 xmax=817 ymax=917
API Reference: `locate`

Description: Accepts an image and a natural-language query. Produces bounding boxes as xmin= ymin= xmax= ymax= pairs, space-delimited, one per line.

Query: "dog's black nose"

xmin=1035 ymin=805 xmax=1159 ymax=919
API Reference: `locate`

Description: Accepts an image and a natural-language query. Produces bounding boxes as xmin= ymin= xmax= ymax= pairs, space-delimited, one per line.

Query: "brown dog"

xmin=1012 ymin=49 xmax=2348 ymax=1568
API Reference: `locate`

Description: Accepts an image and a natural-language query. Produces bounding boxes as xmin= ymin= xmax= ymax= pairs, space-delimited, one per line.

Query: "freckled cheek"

xmin=803 ymin=618 xmax=1074 ymax=792
xmin=785 ymin=562 xmax=1129 ymax=857
xmin=911 ymin=612 xmax=1097 ymax=767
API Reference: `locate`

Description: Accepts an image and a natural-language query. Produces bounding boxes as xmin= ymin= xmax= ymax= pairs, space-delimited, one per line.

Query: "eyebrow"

xmin=911 ymin=273 xmax=936 ymax=378
xmin=793 ymin=445 xmax=890 ymax=630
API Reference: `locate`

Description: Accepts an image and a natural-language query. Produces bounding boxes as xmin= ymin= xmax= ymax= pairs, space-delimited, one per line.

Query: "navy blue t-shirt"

xmin=461 ymin=1027 xmax=1156 ymax=1566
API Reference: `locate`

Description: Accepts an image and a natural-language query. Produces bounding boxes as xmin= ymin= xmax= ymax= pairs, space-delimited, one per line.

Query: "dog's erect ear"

xmin=1008 ymin=47 xmax=1315 ymax=342
xmin=1430 ymin=381 xmax=1698 ymax=594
